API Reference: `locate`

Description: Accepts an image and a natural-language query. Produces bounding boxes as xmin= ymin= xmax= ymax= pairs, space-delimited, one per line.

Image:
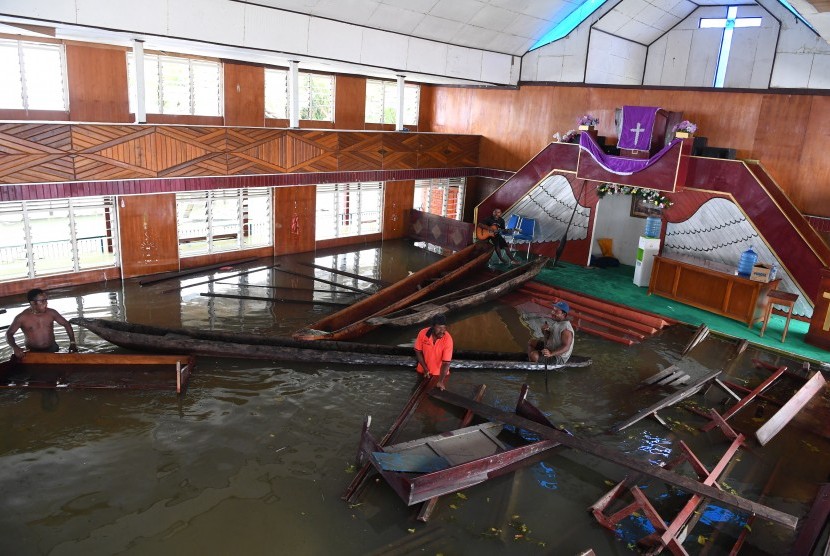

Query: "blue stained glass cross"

xmin=700 ymin=6 xmax=762 ymax=88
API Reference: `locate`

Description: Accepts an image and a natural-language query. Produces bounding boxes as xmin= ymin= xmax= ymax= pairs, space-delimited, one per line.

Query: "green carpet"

xmin=529 ymin=260 xmax=828 ymax=364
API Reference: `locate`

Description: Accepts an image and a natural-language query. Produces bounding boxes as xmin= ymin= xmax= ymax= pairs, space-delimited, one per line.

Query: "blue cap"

xmin=553 ymin=301 xmax=570 ymax=314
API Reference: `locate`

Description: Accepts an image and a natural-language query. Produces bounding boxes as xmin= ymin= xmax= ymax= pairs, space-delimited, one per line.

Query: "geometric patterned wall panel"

xmin=338 ymin=132 xmax=383 ymax=171
xmin=0 ymin=123 xmax=74 ymax=183
xmin=0 ymin=123 xmax=481 ymax=185
xmin=382 ymin=133 xmax=419 ymax=170
xmin=418 ymin=134 xmax=449 ymax=169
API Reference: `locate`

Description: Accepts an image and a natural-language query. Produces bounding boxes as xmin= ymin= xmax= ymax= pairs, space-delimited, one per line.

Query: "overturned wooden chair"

xmin=590 ymin=434 xmax=745 ymax=555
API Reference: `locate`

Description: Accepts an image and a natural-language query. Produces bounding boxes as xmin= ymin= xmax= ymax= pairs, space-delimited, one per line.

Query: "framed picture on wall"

xmin=630 ymin=197 xmax=663 ymax=218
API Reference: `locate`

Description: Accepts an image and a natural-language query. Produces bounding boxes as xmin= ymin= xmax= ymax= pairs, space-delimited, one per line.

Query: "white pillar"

xmin=395 ymin=74 xmax=406 ymax=131
xmin=133 ymin=39 xmax=146 ymax=123
xmin=289 ymin=60 xmax=300 ymax=128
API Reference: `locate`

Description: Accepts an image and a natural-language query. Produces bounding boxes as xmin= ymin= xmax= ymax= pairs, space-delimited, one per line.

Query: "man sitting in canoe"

xmin=6 ymin=289 xmax=78 ymax=358
xmin=414 ymin=314 xmax=453 ymax=390
xmin=527 ymin=301 xmax=574 ymax=365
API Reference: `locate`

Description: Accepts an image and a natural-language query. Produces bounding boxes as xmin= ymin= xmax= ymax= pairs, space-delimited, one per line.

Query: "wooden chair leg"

xmin=781 ymin=305 xmax=794 ymax=342
xmin=759 ymin=303 xmax=773 ymax=338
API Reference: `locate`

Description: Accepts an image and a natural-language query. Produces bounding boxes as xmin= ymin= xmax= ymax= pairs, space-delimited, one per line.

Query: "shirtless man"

xmin=6 ymin=289 xmax=77 ymax=358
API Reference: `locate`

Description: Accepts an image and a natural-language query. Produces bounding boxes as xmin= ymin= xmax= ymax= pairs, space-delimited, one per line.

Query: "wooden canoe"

xmin=292 ymin=242 xmax=493 ymax=341
xmin=0 ymin=352 xmax=195 ymax=394
xmin=356 ymin=384 xmax=562 ymax=506
xmin=72 ymin=317 xmax=592 ymax=371
xmin=367 ymin=257 xmax=549 ymax=327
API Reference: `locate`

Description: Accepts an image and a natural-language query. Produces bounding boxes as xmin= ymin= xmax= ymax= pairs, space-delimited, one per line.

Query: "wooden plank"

xmin=756 ymin=372 xmax=827 ymax=445
xmin=298 ymin=261 xmax=390 ymax=286
xmin=273 ymin=267 xmax=371 ymax=294
xmin=139 ymin=257 xmax=260 ymax=285
xmin=613 ymin=370 xmax=722 ymax=432
xmin=15 ymin=352 xmax=190 ymax=366
xmin=789 ymin=483 xmax=830 ymax=556
xmin=160 ymin=263 xmax=275 ymax=294
xmin=417 ymin=384 xmax=487 ymax=522
xmin=199 ymin=292 xmax=349 ymax=307
xmin=214 ymin=282 xmax=366 ymax=297
xmin=342 ymin=375 xmax=439 ymax=503
xmin=701 ymin=366 xmax=786 ymax=432
xmin=373 ymin=452 xmax=449 ymax=473
xmin=682 ymin=323 xmax=710 ymax=355
xmin=431 ymin=388 xmax=799 ymax=529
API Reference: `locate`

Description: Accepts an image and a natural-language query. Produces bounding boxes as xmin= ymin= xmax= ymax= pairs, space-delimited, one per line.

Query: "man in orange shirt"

xmin=414 ymin=314 xmax=453 ymax=390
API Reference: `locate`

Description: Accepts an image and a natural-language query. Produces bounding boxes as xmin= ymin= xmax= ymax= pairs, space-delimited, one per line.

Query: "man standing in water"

xmin=527 ymin=301 xmax=574 ymax=365
xmin=6 ymin=289 xmax=78 ymax=358
xmin=414 ymin=314 xmax=453 ymax=390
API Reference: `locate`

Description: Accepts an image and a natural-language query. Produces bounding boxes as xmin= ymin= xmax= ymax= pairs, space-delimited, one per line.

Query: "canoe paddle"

xmin=553 ymin=180 xmax=589 ymax=267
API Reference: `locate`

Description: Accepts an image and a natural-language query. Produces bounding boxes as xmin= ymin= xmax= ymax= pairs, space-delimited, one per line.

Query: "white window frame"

xmin=365 ymin=79 xmax=420 ymax=126
xmin=128 ymin=52 xmax=224 ymax=116
xmin=264 ymin=68 xmax=334 ymax=121
xmin=0 ymin=39 xmax=69 ymax=111
xmin=316 ymin=182 xmax=383 ymax=241
xmin=0 ymin=197 xmax=119 ymax=281
xmin=413 ymin=178 xmax=465 ymax=220
xmin=176 ymin=188 xmax=272 ymax=257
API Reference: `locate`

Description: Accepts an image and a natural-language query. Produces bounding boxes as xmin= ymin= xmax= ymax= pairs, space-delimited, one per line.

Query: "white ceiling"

xmin=238 ymin=0 xmax=829 ymax=53
xmin=0 ymin=0 xmax=827 ymax=86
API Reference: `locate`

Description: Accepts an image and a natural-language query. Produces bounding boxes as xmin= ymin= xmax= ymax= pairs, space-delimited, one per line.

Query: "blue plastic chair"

xmin=508 ymin=216 xmax=535 ymax=256
xmin=504 ymin=213 xmax=521 ymax=233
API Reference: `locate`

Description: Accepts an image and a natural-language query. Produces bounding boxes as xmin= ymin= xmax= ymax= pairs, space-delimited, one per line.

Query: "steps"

xmin=517 ymin=282 xmax=675 ymax=345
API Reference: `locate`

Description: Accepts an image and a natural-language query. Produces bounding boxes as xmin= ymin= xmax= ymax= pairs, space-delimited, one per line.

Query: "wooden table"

xmin=648 ymin=255 xmax=780 ymax=326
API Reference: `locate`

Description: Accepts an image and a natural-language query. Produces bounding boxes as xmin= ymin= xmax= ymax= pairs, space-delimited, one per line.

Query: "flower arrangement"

xmin=577 ymin=114 xmax=599 ymax=127
xmin=596 ymin=183 xmax=674 ymax=208
xmin=672 ymin=120 xmax=697 ymax=134
xmin=561 ymin=129 xmax=579 ymax=143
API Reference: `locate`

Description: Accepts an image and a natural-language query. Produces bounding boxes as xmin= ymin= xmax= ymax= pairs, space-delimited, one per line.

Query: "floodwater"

xmin=1 ymin=239 xmax=829 ymax=556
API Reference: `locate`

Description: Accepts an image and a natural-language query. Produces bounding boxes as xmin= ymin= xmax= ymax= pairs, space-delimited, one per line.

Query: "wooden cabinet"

xmin=648 ymin=255 xmax=780 ymax=326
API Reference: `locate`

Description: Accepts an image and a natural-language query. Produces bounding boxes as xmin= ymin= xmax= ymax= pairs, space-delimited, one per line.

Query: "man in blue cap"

xmin=527 ymin=300 xmax=574 ymax=364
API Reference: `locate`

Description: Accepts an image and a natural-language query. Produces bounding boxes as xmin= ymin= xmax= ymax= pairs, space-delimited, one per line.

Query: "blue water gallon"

xmin=737 ymin=247 xmax=758 ymax=277
xmin=644 ymin=216 xmax=661 ymax=238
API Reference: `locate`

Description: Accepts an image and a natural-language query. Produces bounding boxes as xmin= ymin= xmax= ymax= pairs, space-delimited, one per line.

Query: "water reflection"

xmin=0 ymin=239 xmax=825 ymax=555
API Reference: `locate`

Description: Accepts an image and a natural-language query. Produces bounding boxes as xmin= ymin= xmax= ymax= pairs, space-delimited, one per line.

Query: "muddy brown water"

xmin=1 ymin=239 xmax=828 ymax=555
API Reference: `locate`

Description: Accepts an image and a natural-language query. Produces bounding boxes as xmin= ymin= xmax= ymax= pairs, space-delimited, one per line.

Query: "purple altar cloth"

xmin=618 ymin=105 xmax=660 ymax=150
xmin=579 ymin=132 xmax=680 ymax=175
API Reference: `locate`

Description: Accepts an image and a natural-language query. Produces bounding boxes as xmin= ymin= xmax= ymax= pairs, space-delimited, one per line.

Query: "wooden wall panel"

xmin=0 ymin=124 xmax=479 ymax=185
xmin=223 ymin=62 xmax=265 ymax=127
xmin=383 ymin=180 xmax=414 ymax=239
xmin=0 ymin=267 xmax=121 ymax=298
xmin=286 ymin=131 xmax=338 ymax=172
xmin=274 ymin=185 xmax=316 ymax=255
xmin=0 ymin=123 xmax=74 ymax=183
xmin=382 ymin=133 xmax=419 ymax=169
xmin=425 ymin=84 xmax=830 ymax=216
xmin=334 ymin=75 xmax=366 ymax=130
xmin=180 ymin=246 xmax=272 ymax=270
xmin=118 ymin=193 xmax=179 ymax=278
xmin=66 ymin=44 xmax=131 ymax=123
xmin=338 ymin=132 xmax=382 ymax=171
xmin=787 ymin=95 xmax=830 ymax=215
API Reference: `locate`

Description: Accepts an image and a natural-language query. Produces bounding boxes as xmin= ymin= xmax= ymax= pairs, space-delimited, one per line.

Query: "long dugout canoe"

xmin=72 ymin=317 xmax=592 ymax=371
xmin=367 ymin=257 xmax=549 ymax=327
xmin=293 ymin=242 xmax=493 ymax=341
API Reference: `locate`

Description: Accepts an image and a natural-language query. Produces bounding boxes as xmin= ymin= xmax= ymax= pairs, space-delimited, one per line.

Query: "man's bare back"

xmin=6 ymin=289 xmax=77 ymax=358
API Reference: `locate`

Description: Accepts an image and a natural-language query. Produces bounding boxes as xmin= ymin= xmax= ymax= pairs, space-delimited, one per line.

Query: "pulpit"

xmin=615 ymin=107 xmax=682 ymax=158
